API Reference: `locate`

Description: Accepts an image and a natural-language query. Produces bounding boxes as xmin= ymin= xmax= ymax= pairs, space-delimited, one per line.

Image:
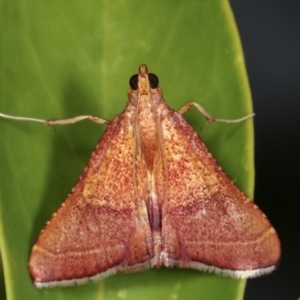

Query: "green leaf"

xmin=0 ymin=0 xmax=254 ymax=299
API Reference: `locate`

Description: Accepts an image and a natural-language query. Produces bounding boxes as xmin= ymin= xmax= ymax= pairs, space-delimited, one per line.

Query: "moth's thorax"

xmin=128 ymin=87 xmax=164 ymax=168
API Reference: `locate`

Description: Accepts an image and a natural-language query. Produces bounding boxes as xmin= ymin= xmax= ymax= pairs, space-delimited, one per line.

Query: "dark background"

xmin=230 ymin=1 xmax=300 ymax=299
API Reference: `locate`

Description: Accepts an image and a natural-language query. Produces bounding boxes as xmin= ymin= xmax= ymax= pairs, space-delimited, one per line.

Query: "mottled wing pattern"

xmin=158 ymin=107 xmax=280 ymax=278
xmin=27 ymin=64 xmax=280 ymax=287
xmin=29 ymin=110 xmax=153 ymax=287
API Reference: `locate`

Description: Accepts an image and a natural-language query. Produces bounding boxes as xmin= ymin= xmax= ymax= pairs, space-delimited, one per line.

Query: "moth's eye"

xmin=129 ymin=74 xmax=138 ymax=90
xmin=148 ymin=73 xmax=159 ymax=89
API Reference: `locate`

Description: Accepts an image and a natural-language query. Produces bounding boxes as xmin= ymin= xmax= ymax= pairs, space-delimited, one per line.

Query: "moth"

xmin=1 ymin=64 xmax=281 ymax=288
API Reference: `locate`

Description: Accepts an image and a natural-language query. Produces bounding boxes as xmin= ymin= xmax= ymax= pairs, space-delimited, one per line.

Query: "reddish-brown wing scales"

xmin=157 ymin=110 xmax=280 ymax=276
xmin=29 ymin=64 xmax=280 ymax=288
xmin=29 ymin=103 xmax=153 ymax=287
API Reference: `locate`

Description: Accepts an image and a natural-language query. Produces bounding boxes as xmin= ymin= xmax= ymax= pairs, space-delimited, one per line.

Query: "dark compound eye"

xmin=129 ymin=74 xmax=138 ymax=90
xmin=148 ymin=73 xmax=159 ymax=88
xmin=129 ymin=73 xmax=159 ymax=90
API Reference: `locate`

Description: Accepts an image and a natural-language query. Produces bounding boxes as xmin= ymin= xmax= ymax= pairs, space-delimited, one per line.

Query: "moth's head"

xmin=129 ymin=64 xmax=159 ymax=95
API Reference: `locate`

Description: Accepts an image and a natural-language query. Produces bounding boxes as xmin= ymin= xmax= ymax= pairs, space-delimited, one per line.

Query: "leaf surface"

xmin=0 ymin=1 xmax=253 ymax=299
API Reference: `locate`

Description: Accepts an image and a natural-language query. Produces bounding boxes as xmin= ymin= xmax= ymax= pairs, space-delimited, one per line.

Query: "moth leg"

xmin=0 ymin=112 xmax=46 ymax=124
xmin=178 ymin=101 xmax=254 ymax=124
xmin=46 ymin=115 xmax=111 ymax=126
xmin=0 ymin=112 xmax=111 ymax=126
